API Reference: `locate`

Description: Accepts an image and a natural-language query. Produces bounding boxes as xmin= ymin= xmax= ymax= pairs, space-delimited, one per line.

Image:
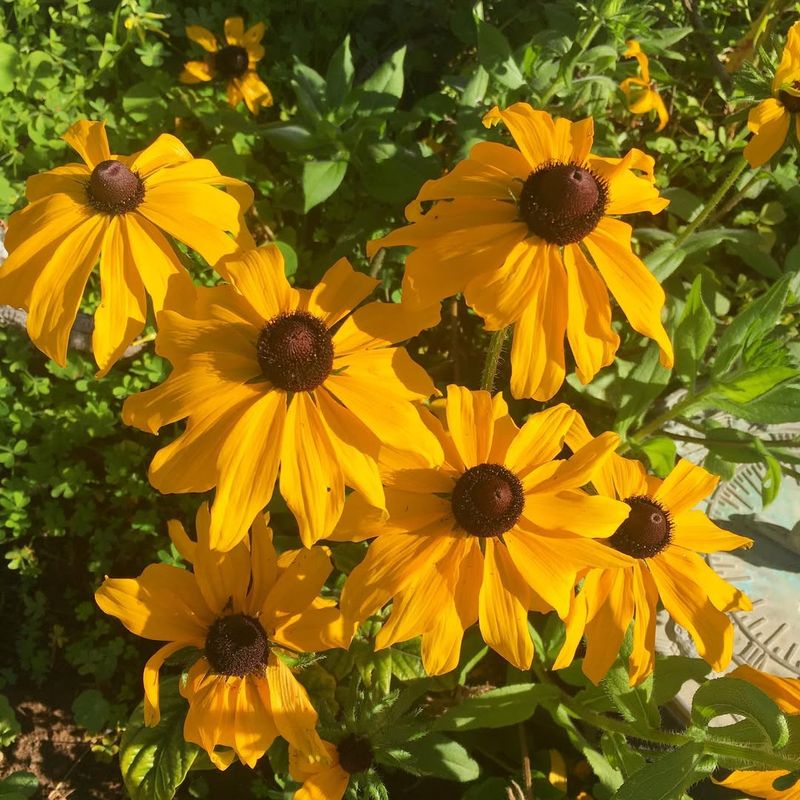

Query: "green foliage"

xmin=0 ymin=694 xmax=20 ymax=746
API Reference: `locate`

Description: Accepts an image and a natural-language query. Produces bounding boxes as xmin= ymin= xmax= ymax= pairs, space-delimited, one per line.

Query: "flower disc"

xmin=205 ymin=613 xmax=269 ymax=677
xmin=451 ymin=463 xmax=524 ymax=538
xmin=608 ymin=495 xmax=672 ymax=558
xmin=214 ymin=45 xmax=250 ymax=79
xmin=86 ymin=160 xmax=145 ymax=215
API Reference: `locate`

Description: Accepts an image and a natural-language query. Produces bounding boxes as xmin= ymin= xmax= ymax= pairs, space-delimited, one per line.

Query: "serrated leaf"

xmin=326 ymin=35 xmax=354 ymax=107
xmin=691 ymin=677 xmax=789 ymax=748
xmin=119 ymin=677 xmax=200 ymax=800
xmin=712 ymin=384 xmax=800 ymax=423
xmin=302 ymin=160 xmax=348 ymax=212
xmin=674 ymin=276 xmax=714 ymax=389
xmin=432 ymin=684 xmax=559 ymax=731
xmin=715 ymin=366 xmax=800 ymax=404
xmin=612 ymin=743 xmax=714 ymax=800
xmin=601 ymin=731 xmax=646 ymax=779
xmin=378 ymin=734 xmax=480 ymax=781
xmin=602 ymin=659 xmax=661 ymax=733
xmin=651 ymin=656 xmax=711 ymax=707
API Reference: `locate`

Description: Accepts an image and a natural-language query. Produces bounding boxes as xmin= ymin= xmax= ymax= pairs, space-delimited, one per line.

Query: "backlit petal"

xmin=62 ymin=120 xmax=111 ymax=168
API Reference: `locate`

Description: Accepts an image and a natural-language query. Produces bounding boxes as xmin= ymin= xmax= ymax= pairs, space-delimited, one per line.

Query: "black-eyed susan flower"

xmin=368 ymin=103 xmax=673 ymax=401
xmin=336 ymin=386 xmax=634 ymax=674
xmin=289 ymin=737 xmax=374 ymax=799
xmin=620 ymin=40 xmax=669 ymax=132
xmin=95 ymin=505 xmax=350 ymax=769
xmin=744 ymin=21 xmax=800 ymax=167
xmin=181 ymin=17 xmax=273 ymax=114
xmin=0 ymin=120 xmax=254 ymax=375
xmin=122 ymin=246 xmax=442 ymax=551
xmin=716 ymin=666 xmax=800 ymax=799
xmin=553 ymin=414 xmax=753 ymax=685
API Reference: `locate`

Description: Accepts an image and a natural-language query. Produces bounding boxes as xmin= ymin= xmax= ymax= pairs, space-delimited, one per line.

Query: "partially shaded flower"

xmin=95 ymin=505 xmax=350 ymax=768
xmin=122 ymin=246 xmax=442 ymax=551
xmin=368 ymin=102 xmax=672 ymax=400
xmin=289 ymin=736 xmax=375 ymax=800
xmin=744 ymin=21 xmax=800 ymax=167
xmin=336 ymin=386 xmax=633 ymax=674
xmin=0 ymin=120 xmax=253 ymax=374
xmin=620 ymin=40 xmax=669 ymax=132
xmin=554 ymin=414 xmax=753 ymax=684
xmin=716 ymin=666 xmax=800 ymax=799
xmin=181 ymin=17 xmax=273 ymax=114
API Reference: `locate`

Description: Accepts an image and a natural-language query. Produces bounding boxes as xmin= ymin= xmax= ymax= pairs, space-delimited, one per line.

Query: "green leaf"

xmin=713 ymin=275 xmax=792 ymax=378
xmin=761 ymin=452 xmax=782 ymax=506
xmin=0 ymin=772 xmax=38 ymax=799
xmin=612 ymin=743 xmax=715 ymax=800
xmin=378 ymin=734 xmax=480 ymax=781
xmin=651 ymin=656 xmax=711 ymax=707
xmin=615 ymin=343 xmax=671 ymax=436
xmin=432 ymin=683 xmax=559 ymax=732
xmin=0 ymin=694 xmax=21 ymax=747
xmin=326 ymin=35 xmax=354 ymax=107
xmin=602 ymin=661 xmax=661 ymax=733
xmin=0 ymin=43 xmax=19 ymax=94
xmin=714 ymin=366 xmax=800 ymax=404
xmin=691 ymin=677 xmax=789 ymax=748
xmin=292 ymin=60 xmax=328 ymax=120
xmin=261 ymin=123 xmax=316 ymax=152
xmin=72 ymin=688 xmax=111 ymax=734
xmin=119 ymin=677 xmax=201 ymax=800
xmin=637 ymin=436 xmax=676 ymax=477
xmin=461 ymin=65 xmax=489 ymax=106
xmin=122 ymin=81 xmax=167 ymax=122
xmin=356 ymin=46 xmax=406 ymax=113
xmin=674 ymin=276 xmax=714 ymax=389
xmin=601 ymin=731 xmax=646 ymax=779
xmin=302 ymin=160 xmax=348 ymax=212
xmin=712 ymin=385 xmax=800 ymax=424
xmin=476 ymin=19 xmax=525 ymax=89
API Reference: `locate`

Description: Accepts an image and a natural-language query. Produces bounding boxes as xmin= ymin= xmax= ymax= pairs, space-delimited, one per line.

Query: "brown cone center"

xmin=518 ymin=162 xmax=607 ymax=245
xmin=779 ymin=88 xmax=800 ymax=114
xmin=451 ymin=463 xmax=524 ymax=538
xmin=205 ymin=613 xmax=269 ymax=677
xmin=86 ymin=160 xmax=144 ymax=215
xmin=214 ymin=45 xmax=249 ymax=79
xmin=608 ymin=495 xmax=672 ymax=559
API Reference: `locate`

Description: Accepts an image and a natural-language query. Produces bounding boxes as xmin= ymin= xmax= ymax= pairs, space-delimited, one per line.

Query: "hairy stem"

xmin=481 ymin=328 xmax=510 ymax=391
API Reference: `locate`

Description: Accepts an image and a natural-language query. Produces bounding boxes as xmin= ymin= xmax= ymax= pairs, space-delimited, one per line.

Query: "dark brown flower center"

xmin=85 ymin=160 xmax=144 ymax=215
xmin=608 ymin=495 xmax=672 ymax=559
xmin=518 ymin=161 xmax=608 ymax=245
xmin=451 ymin=463 xmax=524 ymax=538
xmin=337 ymin=734 xmax=374 ymax=774
xmin=256 ymin=311 xmax=334 ymax=392
xmin=779 ymin=87 xmax=800 ymax=114
xmin=214 ymin=45 xmax=249 ymax=79
xmin=205 ymin=613 xmax=269 ymax=677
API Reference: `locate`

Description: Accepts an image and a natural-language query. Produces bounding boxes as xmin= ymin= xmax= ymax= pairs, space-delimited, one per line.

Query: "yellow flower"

xmin=0 ymin=120 xmax=254 ymax=375
xmin=122 ymin=246 xmax=442 ymax=551
xmin=553 ymin=414 xmax=753 ymax=685
xmin=181 ymin=17 xmax=273 ymax=114
xmin=336 ymin=386 xmax=633 ymax=674
xmin=289 ymin=737 xmax=373 ymax=799
xmin=716 ymin=666 xmax=800 ymax=799
xmin=95 ymin=504 xmax=350 ymax=769
xmin=368 ymin=102 xmax=673 ymax=401
xmin=744 ymin=21 xmax=800 ymax=167
xmin=620 ymin=40 xmax=669 ymax=132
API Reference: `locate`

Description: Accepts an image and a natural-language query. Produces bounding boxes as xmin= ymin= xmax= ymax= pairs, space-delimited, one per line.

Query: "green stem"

xmin=540 ymin=17 xmax=602 ymax=106
xmin=703 ymin=740 xmax=800 ymax=772
xmin=480 ymin=328 xmax=509 ymax=391
xmin=673 ymin=157 xmax=750 ymax=248
xmin=706 ymin=168 xmax=763 ymax=227
xmin=368 ymin=247 xmax=386 ymax=278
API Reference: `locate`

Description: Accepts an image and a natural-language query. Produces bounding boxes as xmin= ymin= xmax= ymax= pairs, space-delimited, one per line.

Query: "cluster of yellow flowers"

xmin=2 ymin=16 xmax=800 ymax=798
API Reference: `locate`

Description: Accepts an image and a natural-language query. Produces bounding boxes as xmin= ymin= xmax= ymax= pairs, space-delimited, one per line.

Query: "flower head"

xmin=368 ymin=102 xmax=672 ymax=400
xmin=181 ymin=17 xmax=273 ymax=114
xmin=553 ymin=414 xmax=753 ymax=685
xmin=95 ymin=505 xmax=350 ymax=768
xmin=289 ymin=737 xmax=374 ymax=800
xmin=336 ymin=386 xmax=634 ymax=674
xmin=122 ymin=246 xmax=443 ymax=551
xmin=621 ymin=40 xmax=669 ymax=132
xmin=0 ymin=120 xmax=253 ymax=374
xmin=744 ymin=21 xmax=800 ymax=167
xmin=716 ymin=666 xmax=800 ymax=799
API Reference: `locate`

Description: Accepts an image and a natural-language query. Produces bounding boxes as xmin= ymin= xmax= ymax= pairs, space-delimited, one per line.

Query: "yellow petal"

xmin=588 ymin=148 xmax=668 ymax=216
xmin=245 ymin=514 xmax=278 ymax=614
xmin=302 ymin=258 xmax=377 ymax=328
xmin=333 ymin=347 xmax=435 ymax=401
xmin=233 ymin=677 xmax=278 ymax=768
xmin=529 ymin=431 xmax=620 ymax=494
xmin=224 ymin=244 xmax=298 ymax=321
xmin=180 ymin=60 xmax=214 ymax=84
xmin=293 ymin=765 xmax=350 ymax=800
xmin=274 ymin=603 xmax=354 ymax=652
xmin=244 ymin=22 xmax=266 ymax=45
xmin=92 ymin=216 xmax=147 ymax=377
xmin=478 ymin=539 xmax=534 ymax=669
xmin=731 ymin=665 xmax=800 ymax=715
xmin=671 ymin=510 xmax=753 ymax=553
xmin=26 ymin=163 xmax=90 ymax=203
xmin=469 ymin=140 xmax=531 ymax=179
xmin=167 ymin=518 xmax=196 ymax=563
xmin=716 ymin=770 xmax=794 ymax=799
xmin=186 ymin=25 xmax=219 ymax=52
xmin=583 ymin=568 xmax=634 ymax=683
xmin=524 ymin=490 xmax=630 ymax=538
xmin=262 ymin=546 xmax=332 ymax=624
xmin=773 ymin=20 xmax=800 ymax=90
xmin=563 ymin=243 xmax=619 ymax=384
xmin=505 ymin=403 xmax=575 ymax=479
xmin=266 ymin=653 xmax=326 ymax=757
xmin=552 ymin=591 xmax=589 ymax=671
xmin=131 ymin=134 xmax=193 ymax=177
xmin=584 ymin=217 xmax=674 ymax=369
xmin=237 ymin=71 xmax=273 ymax=114
xmin=26 ymin=214 xmax=106 ymax=366
xmin=95 ymin=563 xmax=211 ymax=643
xmin=210 ymin=390 xmax=287 ymax=551
xmin=143 ymin=641 xmax=190 ymax=725
xmin=508 ymin=243 xmax=568 ymax=400
xmin=481 ymin=103 xmax=557 ymax=166
xmin=62 ymin=120 xmax=111 ymax=168
xmin=445 ymin=385 xmax=495 ymax=468
xmin=653 ymin=459 xmax=718 ymax=516
xmin=224 ymin=16 xmax=245 ymax=44
xmin=744 ymin=99 xmax=790 ymax=167
xmin=628 ymin=563 xmax=660 ymax=685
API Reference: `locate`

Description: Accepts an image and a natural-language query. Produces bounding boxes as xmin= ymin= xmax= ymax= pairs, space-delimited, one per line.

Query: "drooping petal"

xmin=210 ymin=390 xmax=287 ymax=551
xmin=279 ymin=393 xmax=345 ymax=547
xmin=743 ymin=99 xmax=790 ymax=168
xmin=167 ymin=519 xmax=197 ymax=563
xmin=95 ymin=563 xmax=211 ymax=644
xmin=716 ymin=770 xmax=796 ymax=800
xmin=237 ymin=71 xmax=273 ymax=113
xmin=478 ymin=539 xmax=534 ymax=669
xmin=143 ymin=641 xmax=192 ymax=725
xmin=233 ymin=677 xmax=278 ymax=767
xmin=653 ymin=459 xmax=718 ymax=516
xmin=584 ymin=217 xmax=674 ymax=368
xmin=245 ymin=514 xmax=278 ymax=614
xmin=180 ymin=60 xmax=214 ymax=84
xmin=628 ymin=563 xmax=660 ymax=685
xmin=62 ymin=120 xmax=112 ymax=168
